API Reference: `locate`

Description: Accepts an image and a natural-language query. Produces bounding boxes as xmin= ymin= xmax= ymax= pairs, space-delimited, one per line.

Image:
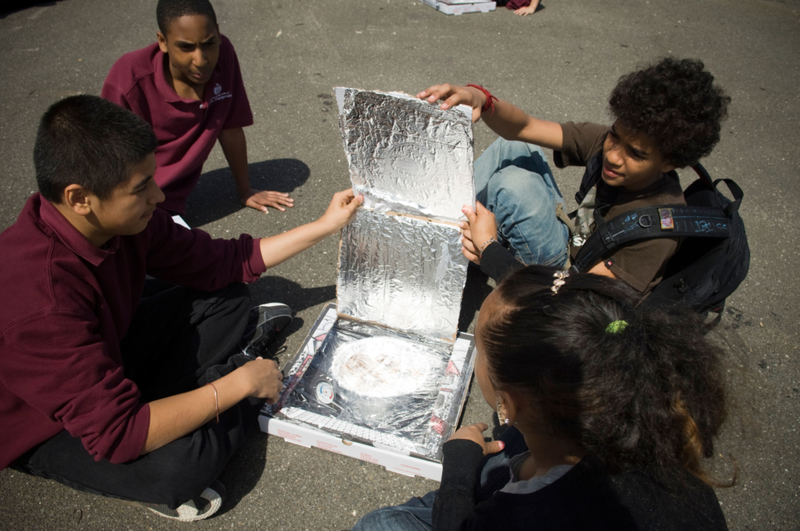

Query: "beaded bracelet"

xmin=478 ymin=237 xmax=497 ymax=256
xmin=465 ymin=84 xmax=498 ymax=116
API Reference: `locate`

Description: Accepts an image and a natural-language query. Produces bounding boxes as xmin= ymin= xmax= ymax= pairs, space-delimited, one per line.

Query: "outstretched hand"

xmin=459 ymin=201 xmax=498 ymax=265
xmin=319 ymin=188 xmax=363 ymax=233
xmin=449 ymin=423 xmax=505 ymax=455
xmin=417 ymin=84 xmax=487 ymax=123
xmin=241 ymin=189 xmax=295 ymax=213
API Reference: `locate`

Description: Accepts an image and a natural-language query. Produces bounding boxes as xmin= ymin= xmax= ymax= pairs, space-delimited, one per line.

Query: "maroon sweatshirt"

xmin=0 ymin=194 xmax=266 ymax=468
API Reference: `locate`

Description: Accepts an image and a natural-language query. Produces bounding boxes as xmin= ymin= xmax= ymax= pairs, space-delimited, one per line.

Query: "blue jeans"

xmin=474 ymin=138 xmax=569 ymax=267
xmin=352 ymin=491 xmax=436 ymax=531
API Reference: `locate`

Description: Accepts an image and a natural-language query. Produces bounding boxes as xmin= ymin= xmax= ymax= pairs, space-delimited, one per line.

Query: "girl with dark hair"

xmin=352 ymin=266 xmax=730 ymax=531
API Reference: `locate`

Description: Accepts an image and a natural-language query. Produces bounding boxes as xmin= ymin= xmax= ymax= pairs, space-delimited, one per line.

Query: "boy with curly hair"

xmin=102 ymin=0 xmax=293 ymax=216
xmin=419 ymin=57 xmax=730 ymax=296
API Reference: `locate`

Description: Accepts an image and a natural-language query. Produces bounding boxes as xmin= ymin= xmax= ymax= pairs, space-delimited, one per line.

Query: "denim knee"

xmin=485 ymin=167 xmax=569 ymax=266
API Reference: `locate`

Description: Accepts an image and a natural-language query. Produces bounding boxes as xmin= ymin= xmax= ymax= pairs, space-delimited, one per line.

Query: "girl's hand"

xmin=319 ymin=188 xmax=363 ymax=233
xmin=417 ymin=84 xmax=486 ymax=123
xmin=449 ymin=422 xmax=505 ymax=455
xmin=460 ymin=201 xmax=498 ymax=265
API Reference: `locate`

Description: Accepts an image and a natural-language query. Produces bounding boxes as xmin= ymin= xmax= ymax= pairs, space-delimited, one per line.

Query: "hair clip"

xmin=551 ymin=270 xmax=569 ymax=295
xmin=605 ymin=320 xmax=629 ymax=333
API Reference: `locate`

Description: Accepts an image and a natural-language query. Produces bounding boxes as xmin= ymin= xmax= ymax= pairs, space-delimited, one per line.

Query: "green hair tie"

xmin=605 ymin=320 xmax=629 ymax=334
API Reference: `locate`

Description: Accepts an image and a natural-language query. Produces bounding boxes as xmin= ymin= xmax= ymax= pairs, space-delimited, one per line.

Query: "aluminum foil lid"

xmin=338 ymin=209 xmax=467 ymax=341
xmin=335 ymin=88 xmax=475 ymax=222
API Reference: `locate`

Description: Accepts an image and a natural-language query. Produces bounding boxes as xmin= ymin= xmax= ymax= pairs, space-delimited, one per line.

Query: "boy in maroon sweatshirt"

xmin=102 ymin=0 xmax=292 ymax=216
xmin=0 ymin=95 xmax=361 ymax=521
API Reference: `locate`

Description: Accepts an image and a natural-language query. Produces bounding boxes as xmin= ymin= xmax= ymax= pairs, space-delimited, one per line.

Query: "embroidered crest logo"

xmin=214 ymin=83 xmax=222 ymax=95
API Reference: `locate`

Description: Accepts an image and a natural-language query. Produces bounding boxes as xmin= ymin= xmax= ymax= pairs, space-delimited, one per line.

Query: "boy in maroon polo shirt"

xmin=102 ymin=0 xmax=292 ymax=216
xmin=0 ymin=95 xmax=361 ymax=521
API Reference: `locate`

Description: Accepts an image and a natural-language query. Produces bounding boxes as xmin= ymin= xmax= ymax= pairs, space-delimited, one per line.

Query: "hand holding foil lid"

xmin=335 ymin=88 xmax=475 ymax=222
xmin=335 ymin=88 xmax=474 ymax=340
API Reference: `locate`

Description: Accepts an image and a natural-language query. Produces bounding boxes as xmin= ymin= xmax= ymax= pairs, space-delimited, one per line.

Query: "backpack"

xmin=570 ymin=152 xmax=750 ymax=315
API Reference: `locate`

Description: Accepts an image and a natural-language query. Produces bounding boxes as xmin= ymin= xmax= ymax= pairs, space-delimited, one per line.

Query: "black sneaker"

xmin=139 ymin=480 xmax=225 ymax=522
xmin=240 ymin=303 xmax=293 ymax=358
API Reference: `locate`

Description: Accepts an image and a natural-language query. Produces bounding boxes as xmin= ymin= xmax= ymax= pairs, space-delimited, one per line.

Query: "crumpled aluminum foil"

xmin=337 ymin=209 xmax=467 ymax=341
xmin=336 ymin=87 xmax=475 ymax=222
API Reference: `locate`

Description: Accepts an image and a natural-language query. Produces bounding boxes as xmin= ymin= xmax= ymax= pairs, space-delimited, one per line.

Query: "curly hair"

xmin=157 ymin=0 xmax=217 ymax=35
xmin=480 ymin=266 xmax=729 ymax=486
xmin=609 ymin=57 xmax=730 ymax=168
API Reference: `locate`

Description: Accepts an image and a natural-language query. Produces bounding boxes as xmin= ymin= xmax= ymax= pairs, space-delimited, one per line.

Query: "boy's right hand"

xmin=242 ymin=357 xmax=284 ymax=404
xmin=417 ymin=84 xmax=487 ymax=123
xmin=318 ymin=188 xmax=363 ymax=233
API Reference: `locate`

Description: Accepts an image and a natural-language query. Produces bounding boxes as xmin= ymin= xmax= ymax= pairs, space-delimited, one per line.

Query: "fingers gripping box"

xmin=259 ymin=89 xmax=477 ymax=482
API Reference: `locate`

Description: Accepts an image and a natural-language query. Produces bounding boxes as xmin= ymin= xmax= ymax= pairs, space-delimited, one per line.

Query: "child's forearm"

xmin=218 ymin=127 xmax=251 ymax=200
xmin=257 ymin=189 xmax=362 ymax=269
xmin=482 ymin=98 xmax=564 ymax=151
xmin=257 ymin=219 xmax=334 ymax=269
xmin=142 ymin=358 xmax=282 ymax=455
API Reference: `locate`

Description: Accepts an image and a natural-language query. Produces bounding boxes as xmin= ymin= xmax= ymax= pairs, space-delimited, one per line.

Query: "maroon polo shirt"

xmin=0 ymin=194 xmax=266 ymax=468
xmin=101 ymin=35 xmax=254 ymax=214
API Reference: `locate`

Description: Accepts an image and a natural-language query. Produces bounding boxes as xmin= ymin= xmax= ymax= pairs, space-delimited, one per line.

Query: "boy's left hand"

xmin=241 ymin=189 xmax=295 ymax=213
xmin=449 ymin=422 xmax=505 ymax=455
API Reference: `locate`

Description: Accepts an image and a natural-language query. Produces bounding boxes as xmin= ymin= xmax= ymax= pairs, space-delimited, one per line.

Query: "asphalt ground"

xmin=0 ymin=0 xmax=798 ymax=529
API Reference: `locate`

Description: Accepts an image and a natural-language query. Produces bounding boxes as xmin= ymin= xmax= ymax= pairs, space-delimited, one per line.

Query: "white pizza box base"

xmin=259 ymin=415 xmax=444 ymax=481
xmin=422 ymin=0 xmax=496 ymax=15
xmin=259 ymin=303 xmax=475 ymax=483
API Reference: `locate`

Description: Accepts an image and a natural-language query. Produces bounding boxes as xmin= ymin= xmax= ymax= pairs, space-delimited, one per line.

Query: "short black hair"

xmin=482 ymin=266 xmax=728 ymax=486
xmin=34 ymin=95 xmax=158 ymax=203
xmin=157 ymin=0 xmax=217 ymax=35
xmin=609 ymin=57 xmax=731 ymax=168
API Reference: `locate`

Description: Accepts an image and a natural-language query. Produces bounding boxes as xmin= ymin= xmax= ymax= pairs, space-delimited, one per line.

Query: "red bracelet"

xmin=466 ymin=84 xmax=498 ymax=117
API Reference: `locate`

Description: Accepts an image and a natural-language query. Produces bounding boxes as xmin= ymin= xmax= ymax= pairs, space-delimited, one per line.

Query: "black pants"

xmin=13 ymin=283 xmax=262 ymax=509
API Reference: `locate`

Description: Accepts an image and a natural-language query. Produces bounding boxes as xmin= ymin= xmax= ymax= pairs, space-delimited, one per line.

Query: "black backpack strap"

xmin=570 ymin=204 xmax=731 ymax=272
xmin=691 ymin=163 xmax=744 ymax=215
xmin=574 ymin=151 xmax=604 ymax=206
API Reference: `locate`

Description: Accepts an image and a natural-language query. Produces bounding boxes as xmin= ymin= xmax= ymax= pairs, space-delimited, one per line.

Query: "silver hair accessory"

xmin=551 ymin=270 xmax=569 ymax=295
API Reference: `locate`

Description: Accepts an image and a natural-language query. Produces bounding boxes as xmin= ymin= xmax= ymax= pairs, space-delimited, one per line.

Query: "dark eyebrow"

xmin=132 ymin=175 xmax=152 ymax=192
xmin=611 ymin=125 xmax=649 ymax=158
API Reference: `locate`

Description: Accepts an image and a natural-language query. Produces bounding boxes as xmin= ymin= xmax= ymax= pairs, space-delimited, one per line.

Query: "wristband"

xmin=207 ymin=382 xmax=220 ymax=423
xmin=478 ymin=237 xmax=497 ymax=256
xmin=466 ymin=84 xmax=498 ymax=117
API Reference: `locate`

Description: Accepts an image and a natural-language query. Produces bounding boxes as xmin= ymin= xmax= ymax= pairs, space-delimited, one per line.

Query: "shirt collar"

xmin=36 ymin=194 xmax=121 ymax=267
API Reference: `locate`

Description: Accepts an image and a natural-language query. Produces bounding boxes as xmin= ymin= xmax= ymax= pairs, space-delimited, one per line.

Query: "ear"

xmin=157 ymin=31 xmax=168 ymax=53
xmin=497 ymin=390 xmax=519 ymax=426
xmin=62 ymin=184 xmax=94 ymax=217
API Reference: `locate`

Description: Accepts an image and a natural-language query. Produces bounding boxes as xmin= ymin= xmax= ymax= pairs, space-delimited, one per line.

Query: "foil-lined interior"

xmin=277 ymin=313 xmax=474 ymax=461
xmin=337 ymin=209 xmax=466 ymax=341
xmin=336 ymin=87 xmax=475 ymax=222
xmin=265 ymin=90 xmax=477 ymax=465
